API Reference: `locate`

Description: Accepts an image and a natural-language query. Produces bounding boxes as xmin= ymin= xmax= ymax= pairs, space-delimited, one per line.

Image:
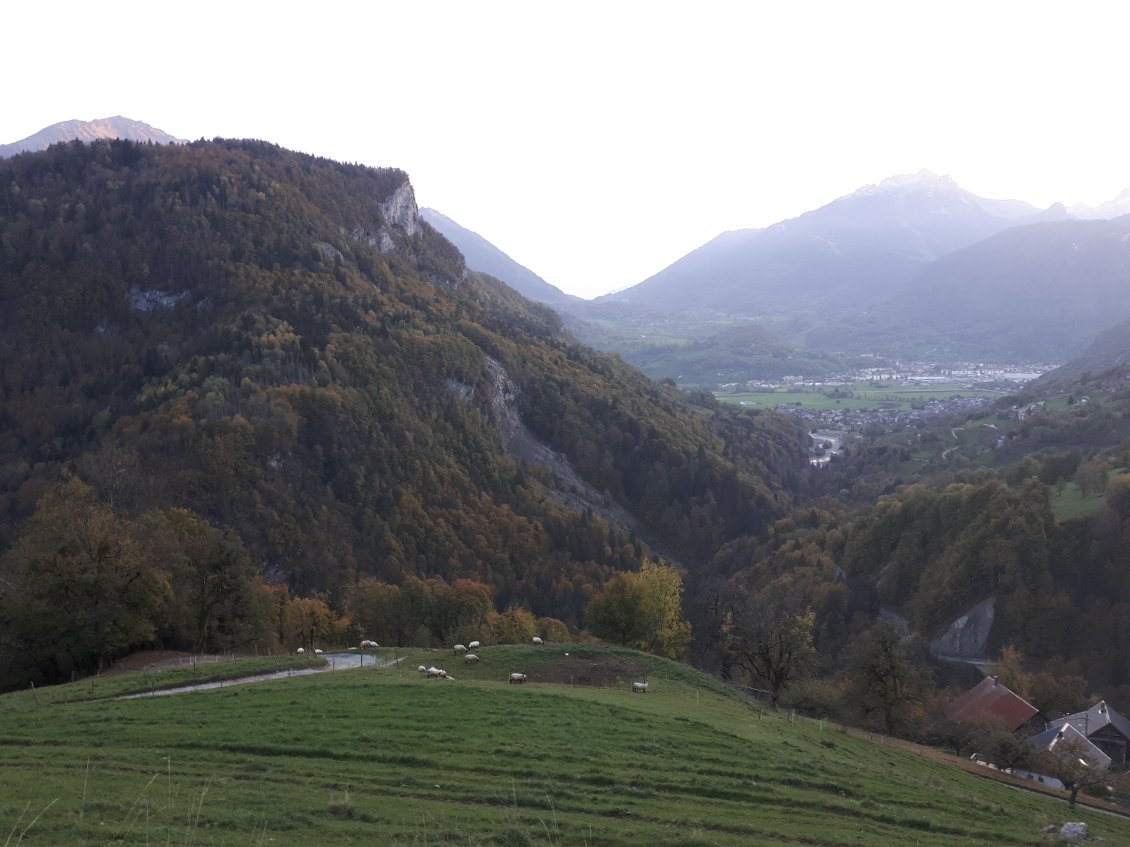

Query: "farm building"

xmin=1047 ymin=700 xmax=1130 ymax=768
xmin=945 ymin=676 xmax=1044 ymax=733
xmin=1008 ymin=724 xmax=1112 ymax=789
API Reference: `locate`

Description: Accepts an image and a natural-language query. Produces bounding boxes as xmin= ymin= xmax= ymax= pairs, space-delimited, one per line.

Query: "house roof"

xmin=945 ymin=676 xmax=1040 ymax=731
xmin=1028 ymin=723 xmax=1112 ymax=769
xmin=1048 ymin=700 xmax=1130 ymax=742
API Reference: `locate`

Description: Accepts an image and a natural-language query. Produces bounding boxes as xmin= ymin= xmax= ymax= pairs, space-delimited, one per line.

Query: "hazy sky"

xmin=5 ymin=1 xmax=1129 ymax=298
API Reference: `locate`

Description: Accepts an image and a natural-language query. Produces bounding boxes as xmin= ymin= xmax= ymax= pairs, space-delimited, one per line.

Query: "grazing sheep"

xmin=417 ymin=665 xmax=427 ymax=673
xmin=360 ymin=639 xmax=380 ymax=649
xmin=468 ymin=640 xmax=481 ymax=650
xmin=464 ymin=653 xmax=479 ymax=663
xmin=453 ymin=644 xmax=467 ymax=654
xmin=426 ymin=666 xmax=449 ymax=679
xmin=532 ymin=636 xmax=543 ymax=645
xmin=631 ymin=682 xmax=649 ymax=693
xmin=509 ymin=672 xmax=528 ymax=684
xmin=296 ymin=647 xmax=305 ymax=654
xmin=314 ymin=648 xmax=324 ymax=654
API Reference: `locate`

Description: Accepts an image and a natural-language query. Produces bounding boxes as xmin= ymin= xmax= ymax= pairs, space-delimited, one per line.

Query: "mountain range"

xmin=0 ymin=116 xmax=183 ymax=158
xmin=596 ymin=170 xmax=1065 ymax=319
xmin=441 ymin=170 xmax=1130 ymax=377
xmin=7 ymin=117 xmax=1130 ymax=375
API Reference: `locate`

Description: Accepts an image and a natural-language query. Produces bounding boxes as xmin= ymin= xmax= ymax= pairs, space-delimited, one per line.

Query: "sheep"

xmin=426 ymin=667 xmax=455 ymax=680
xmin=296 ymin=647 xmax=305 ymax=654
xmin=509 ymin=672 xmax=528 ymax=684
xmin=360 ymin=639 xmax=380 ymax=649
xmin=464 ymin=653 xmax=479 ymax=664
xmin=417 ymin=665 xmax=427 ymax=673
xmin=468 ymin=640 xmax=481 ymax=650
xmin=532 ymin=636 xmax=543 ymax=645
xmin=631 ymin=682 xmax=649 ymax=694
xmin=453 ymin=644 xmax=468 ymax=654
xmin=314 ymin=648 xmax=324 ymax=655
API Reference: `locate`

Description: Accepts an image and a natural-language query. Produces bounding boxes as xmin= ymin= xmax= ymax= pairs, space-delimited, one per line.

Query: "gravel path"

xmin=120 ymin=653 xmax=403 ymax=699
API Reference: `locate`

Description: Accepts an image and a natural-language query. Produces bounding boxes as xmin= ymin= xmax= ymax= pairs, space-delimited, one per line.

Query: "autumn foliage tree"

xmin=0 ymin=478 xmax=169 ymax=686
xmin=283 ymin=597 xmax=337 ymax=652
xmin=587 ymin=561 xmax=691 ymax=658
xmin=137 ymin=508 xmax=274 ymax=653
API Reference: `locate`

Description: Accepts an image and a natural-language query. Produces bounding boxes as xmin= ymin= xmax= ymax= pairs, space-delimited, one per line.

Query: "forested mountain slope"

xmin=0 ymin=139 xmax=807 ymax=622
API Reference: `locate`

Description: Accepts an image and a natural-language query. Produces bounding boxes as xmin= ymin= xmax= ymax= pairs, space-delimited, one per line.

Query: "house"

xmin=1009 ymin=723 xmax=1113 ymax=789
xmin=945 ymin=676 xmax=1044 ymax=733
xmin=1048 ymin=700 xmax=1130 ymax=768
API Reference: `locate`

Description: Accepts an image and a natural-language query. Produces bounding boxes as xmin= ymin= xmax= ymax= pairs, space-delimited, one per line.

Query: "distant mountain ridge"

xmin=596 ymin=170 xmax=1063 ymax=318
xmin=0 ymin=116 xmax=183 ymax=158
xmin=805 ymin=214 xmax=1130 ymax=362
xmin=421 ymin=171 xmax=1130 ymax=379
xmin=419 ymin=208 xmax=576 ymax=306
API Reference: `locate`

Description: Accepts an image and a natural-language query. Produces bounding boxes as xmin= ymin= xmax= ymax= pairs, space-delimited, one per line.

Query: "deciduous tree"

xmin=845 ymin=621 xmax=934 ymax=736
xmin=1034 ymin=735 xmax=1111 ymax=809
xmin=0 ymin=477 xmax=170 ymax=684
xmin=723 ymin=585 xmax=815 ymax=706
xmin=587 ymin=561 xmax=691 ymax=658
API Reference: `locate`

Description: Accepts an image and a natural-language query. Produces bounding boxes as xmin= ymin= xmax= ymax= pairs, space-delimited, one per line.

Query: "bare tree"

xmin=1033 ymin=736 xmax=1112 ymax=809
xmin=846 ymin=620 xmax=934 ymax=736
xmin=723 ymin=586 xmax=815 ymax=706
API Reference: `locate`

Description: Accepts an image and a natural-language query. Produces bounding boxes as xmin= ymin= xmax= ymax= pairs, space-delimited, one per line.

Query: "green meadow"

xmin=1 ymin=644 xmax=1125 ymax=846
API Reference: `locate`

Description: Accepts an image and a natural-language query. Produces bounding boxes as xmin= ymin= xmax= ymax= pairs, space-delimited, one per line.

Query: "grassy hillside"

xmin=1 ymin=645 xmax=1123 ymax=846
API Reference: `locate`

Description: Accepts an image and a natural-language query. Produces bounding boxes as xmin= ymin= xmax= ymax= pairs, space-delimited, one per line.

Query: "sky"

xmin=5 ymin=1 xmax=1130 ymax=299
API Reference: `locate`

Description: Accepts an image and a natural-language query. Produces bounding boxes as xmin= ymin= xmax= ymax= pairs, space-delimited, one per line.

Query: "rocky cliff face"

xmin=452 ymin=356 xmax=640 ymax=533
xmin=930 ymin=597 xmax=995 ymax=660
xmin=378 ymin=180 xmax=421 ymax=251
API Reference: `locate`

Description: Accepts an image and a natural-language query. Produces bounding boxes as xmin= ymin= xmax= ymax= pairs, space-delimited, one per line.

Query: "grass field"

xmin=1 ymin=644 xmax=1125 ymax=845
xmin=718 ymin=382 xmax=1007 ymax=412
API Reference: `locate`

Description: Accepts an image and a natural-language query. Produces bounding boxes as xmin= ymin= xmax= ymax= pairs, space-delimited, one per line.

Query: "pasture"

xmin=1 ymin=644 xmax=1126 ymax=845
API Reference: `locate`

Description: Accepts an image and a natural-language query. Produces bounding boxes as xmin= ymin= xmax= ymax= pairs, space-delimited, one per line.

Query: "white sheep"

xmin=631 ymin=682 xmax=649 ymax=693
xmin=468 ymin=640 xmax=481 ymax=650
xmin=417 ymin=665 xmax=427 ymax=673
xmin=532 ymin=636 xmax=543 ymax=645
xmin=360 ymin=639 xmax=380 ymax=649
xmin=453 ymin=644 xmax=467 ymax=654
xmin=314 ymin=648 xmax=323 ymax=655
xmin=296 ymin=647 xmax=305 ymax=654
xmin=509 ymin=672 xmax=528 ymax=684
xmin=426 ymin=666 xmax=449 ymax=678
xmin=464 ymin=653 xmax=479 ymax=663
